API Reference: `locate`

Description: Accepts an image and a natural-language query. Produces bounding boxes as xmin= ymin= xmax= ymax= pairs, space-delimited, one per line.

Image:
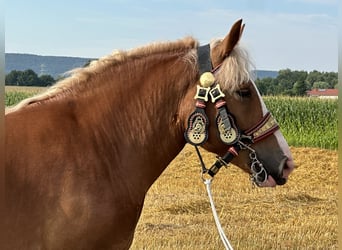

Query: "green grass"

xmin=264 ymin=96 xmax=337 ymax=150
xmin=5 ymin=86 xmax=44 ymax=107
xmin=5 ymin=91 xmax=36 ymax=107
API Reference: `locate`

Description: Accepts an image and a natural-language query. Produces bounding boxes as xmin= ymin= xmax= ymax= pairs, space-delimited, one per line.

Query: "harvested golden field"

xmin=131 ymin=146 xmax=337 ymax=249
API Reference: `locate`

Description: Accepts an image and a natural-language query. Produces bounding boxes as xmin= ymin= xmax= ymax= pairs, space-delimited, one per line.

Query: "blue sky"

xmin=5 ymin=0 xmax=338 ymax=71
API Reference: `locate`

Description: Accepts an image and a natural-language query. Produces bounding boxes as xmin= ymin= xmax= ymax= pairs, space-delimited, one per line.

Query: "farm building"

xmin=306 ymin=88 xmax=338 ymax=99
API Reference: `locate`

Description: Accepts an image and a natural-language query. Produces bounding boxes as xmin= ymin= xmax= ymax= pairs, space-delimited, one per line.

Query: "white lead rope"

xmin=204 ymin=179 xmax=234 ymax=250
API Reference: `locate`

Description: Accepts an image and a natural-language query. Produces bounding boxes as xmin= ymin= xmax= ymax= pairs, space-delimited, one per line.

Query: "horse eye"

xmin=236 ymin=89 xmax=251 ymax=98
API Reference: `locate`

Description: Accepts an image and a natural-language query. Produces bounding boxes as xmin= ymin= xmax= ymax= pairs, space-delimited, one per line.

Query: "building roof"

xmin=306 ymin=88 xmax=338 ymax=96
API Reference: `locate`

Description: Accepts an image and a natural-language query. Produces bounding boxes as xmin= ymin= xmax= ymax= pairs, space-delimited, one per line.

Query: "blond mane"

xmin=211 ymin=40 xmax=255 ymax=94
xmin=6 ymin=37 xmax=254 ymax=114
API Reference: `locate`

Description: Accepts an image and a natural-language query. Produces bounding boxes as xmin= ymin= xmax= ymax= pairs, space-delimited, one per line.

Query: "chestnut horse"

xmin=5 ymin=19 xmax=294 ymax=249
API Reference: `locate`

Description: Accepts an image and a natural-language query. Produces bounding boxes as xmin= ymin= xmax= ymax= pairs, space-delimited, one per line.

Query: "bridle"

xmin=183 ymin=44 xmax=281 ymax=249
xmin=184 ymin=44 xmax=280 ymax=186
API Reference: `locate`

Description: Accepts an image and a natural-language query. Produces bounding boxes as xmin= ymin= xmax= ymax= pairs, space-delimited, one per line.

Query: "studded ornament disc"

xmin=216 ymin=116 xmax=239 ymax=145
xmin=184 ymin=109 xmax=209 ymax=146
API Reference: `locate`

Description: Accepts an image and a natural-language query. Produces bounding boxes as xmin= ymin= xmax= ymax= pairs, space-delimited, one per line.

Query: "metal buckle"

xmin=194 ymin=85 xmax=210 ymax=102
xmin=209 ymin=85 xmax=225 ymax=103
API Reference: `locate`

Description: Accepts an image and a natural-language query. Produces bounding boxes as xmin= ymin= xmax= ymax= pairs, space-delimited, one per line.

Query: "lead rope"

xmin=195 ymin=146 xmax=234 ymax=250
xmin=204 ymin=179 xmax=234 ymax=250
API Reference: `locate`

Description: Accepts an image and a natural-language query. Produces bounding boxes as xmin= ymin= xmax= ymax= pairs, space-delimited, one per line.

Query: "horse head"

xmin=183 ymin=19 xmax=294 ymax=187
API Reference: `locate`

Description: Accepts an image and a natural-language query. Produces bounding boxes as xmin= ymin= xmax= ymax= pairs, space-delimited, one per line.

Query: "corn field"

xmin=5 ymin=86 xmax=45 ymax=107
xmin=264 ymin=96 xmax=337 ymax=150
xmin=5 ymin=88 xmax=338 ymax=150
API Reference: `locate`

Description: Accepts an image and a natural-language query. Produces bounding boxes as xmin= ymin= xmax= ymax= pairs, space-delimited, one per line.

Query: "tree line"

xmin=5 ymin=68 xmax=338 ymax=96
xmin=255 ymin=69 xmax=338 ymax=96
xmin=5 ymin=69 xmax=56 ymax=87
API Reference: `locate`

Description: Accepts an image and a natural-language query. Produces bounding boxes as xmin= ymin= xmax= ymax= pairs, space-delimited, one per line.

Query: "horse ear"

xmin=211 ymin=19 xmax=245 ymax=68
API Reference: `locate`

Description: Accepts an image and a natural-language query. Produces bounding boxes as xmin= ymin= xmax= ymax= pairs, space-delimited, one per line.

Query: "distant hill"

xmin=5 ymin=53 xmax=278 ymax=79
xmin=5 ymin=53 xmax=94 ymax=79
xmin=254 ymin=70 xmax=278 ymax=79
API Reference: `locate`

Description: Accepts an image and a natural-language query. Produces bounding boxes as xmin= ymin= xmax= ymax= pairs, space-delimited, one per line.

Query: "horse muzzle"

xmin=258 ymin=156 xmax=295 ymax=187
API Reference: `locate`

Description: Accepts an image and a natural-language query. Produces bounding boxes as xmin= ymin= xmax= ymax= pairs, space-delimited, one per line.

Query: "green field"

xmin=264 ymin=96 xmax=337 ymax=150
xmin=5 ymin=87 xmax=338 ymax=150
xmin=5 ymin=86 xmax=45 ymax=107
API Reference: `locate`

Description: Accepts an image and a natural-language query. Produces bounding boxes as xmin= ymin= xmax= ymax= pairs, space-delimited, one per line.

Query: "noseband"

xmin=184 ymin=44 xmax=279 ymax=186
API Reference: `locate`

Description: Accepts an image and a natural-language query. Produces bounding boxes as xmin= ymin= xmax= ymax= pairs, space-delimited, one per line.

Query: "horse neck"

xmin=77 ymin=51 xmax=197 ymax=192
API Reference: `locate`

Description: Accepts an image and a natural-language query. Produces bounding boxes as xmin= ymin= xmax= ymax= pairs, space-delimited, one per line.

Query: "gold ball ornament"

xmin=199 ymin=72 xmax=215 ymax=88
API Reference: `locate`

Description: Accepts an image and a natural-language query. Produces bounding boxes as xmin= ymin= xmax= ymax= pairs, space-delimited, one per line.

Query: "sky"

xmin=5 ymin=0 xmax=338 ymax=71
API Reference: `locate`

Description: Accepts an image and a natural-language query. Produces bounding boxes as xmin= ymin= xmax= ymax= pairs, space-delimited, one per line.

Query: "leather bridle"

xmin=184 ymin=44 xmax=280 ymax=186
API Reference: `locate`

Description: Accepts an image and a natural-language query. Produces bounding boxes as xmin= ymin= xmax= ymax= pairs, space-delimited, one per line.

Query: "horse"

xmin=4 ymin=19 xmax=294 ymax=249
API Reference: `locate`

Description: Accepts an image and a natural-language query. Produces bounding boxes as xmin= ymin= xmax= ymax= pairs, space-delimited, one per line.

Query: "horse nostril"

xmin=274 ymin=157 xmax=289 ymax=185
xmin=283 ymin=157 xmax=295 ymax=177
xmin=275 ymin=177 xmax=287 ymax=185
